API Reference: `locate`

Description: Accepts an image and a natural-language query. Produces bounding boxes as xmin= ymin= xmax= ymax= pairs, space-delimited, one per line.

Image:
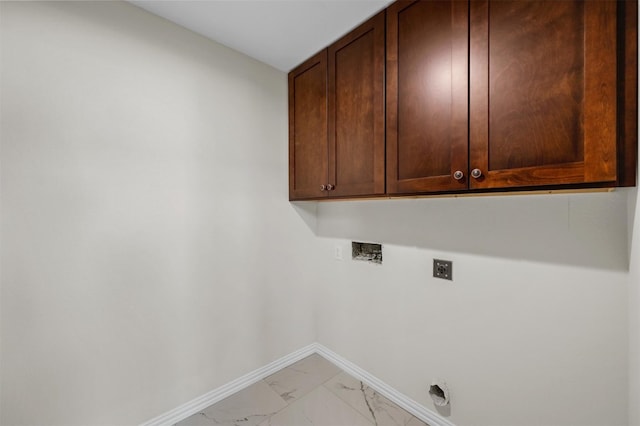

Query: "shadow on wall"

xmin=629 ymin=188 xmax=639 ymax=262
xmin=294 ymin=190 xmax=631 ymax=272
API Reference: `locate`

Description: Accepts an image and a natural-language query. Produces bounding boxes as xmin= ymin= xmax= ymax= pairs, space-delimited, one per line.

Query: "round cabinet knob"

xmin=320 ymin=184 xmax=327 ymax=191
xmin=326 ymin=184 xmax=334 ymax=191
xmin=471 ymin=168 xmax=483 ymax=179
xmin=453 ymin=170 xmax=464 ymax=180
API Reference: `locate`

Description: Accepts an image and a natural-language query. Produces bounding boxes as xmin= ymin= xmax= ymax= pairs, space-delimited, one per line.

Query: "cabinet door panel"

xmin=289 ymin=51 xmax=328 ymax=200
xmin=387 ymin=0 xmax=468 ymax=194
xmin=469 ymin=0 xmax=617 ymax=189
xmin=328 ymin=11 xmax=385 ymax=197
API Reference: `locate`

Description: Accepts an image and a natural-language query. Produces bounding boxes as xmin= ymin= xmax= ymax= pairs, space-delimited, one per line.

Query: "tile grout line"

xmin=257 ymin=377 xmax=294 ymax=425
xmin=256 ymin=355 xmax=344 ymax=426
xmin=262 ymin=353 xmax=343 ymax=408
xmin=320 ymin=372 xmax=427 ymax=426
xmin=321 ymin=375 xmax=378 ymax=425
xmin=262 ymin=354 xmax=373 ymax=426
xmin=320 ymin=377 xmax=377 ymax=426
xmin=263 ymin=377 xmax=377 ymax=426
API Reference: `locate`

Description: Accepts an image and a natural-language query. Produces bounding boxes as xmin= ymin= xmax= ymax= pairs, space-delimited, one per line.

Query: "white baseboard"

xmin=140 ymin=343 xmax=317 ymax=426
xmin=140 ymin=342 xmax=455 ymax=426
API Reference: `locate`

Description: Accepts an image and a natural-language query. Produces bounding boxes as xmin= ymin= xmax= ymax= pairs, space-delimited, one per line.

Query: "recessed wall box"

xmin=352 ymin=242 xmax=382 ymax=264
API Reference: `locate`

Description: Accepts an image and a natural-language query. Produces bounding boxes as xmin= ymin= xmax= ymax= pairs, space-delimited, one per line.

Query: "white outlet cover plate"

xmin=334 ymin=245 xmax=343 ymax=260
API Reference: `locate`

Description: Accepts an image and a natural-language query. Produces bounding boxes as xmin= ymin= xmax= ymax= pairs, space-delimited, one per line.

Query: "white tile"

xmin=324 ymin=372 xmax=429 ymax=426
xmin=264 ymin=354 xmax=342 ymax=402
xmin=175 ymin=380 xmax=287 ymax=426
xmin=257 ymin=386 xmax=373 ymax=426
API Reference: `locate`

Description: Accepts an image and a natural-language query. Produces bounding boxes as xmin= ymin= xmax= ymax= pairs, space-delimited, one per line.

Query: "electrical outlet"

xmin=433 ymin=259 xmax=453 ymax=280
xmin=334 ymin=245 xmax=343 ymax=260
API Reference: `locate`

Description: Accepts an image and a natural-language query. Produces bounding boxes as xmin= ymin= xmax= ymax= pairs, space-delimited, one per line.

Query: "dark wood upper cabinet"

xmin=289 ymin=0 xmax=637 ymax=200
xmin=469 ymin=0 xmax=621 ymax=189
xmin=328 ymin=11 xmax=386 ymax=198
xmin=289 ymin=11 xmax=385 ymax=200
xmin=289 ymin=51 xmax=328 ymax=200
xmin=386 ymin=0 xmax=469 ymax=194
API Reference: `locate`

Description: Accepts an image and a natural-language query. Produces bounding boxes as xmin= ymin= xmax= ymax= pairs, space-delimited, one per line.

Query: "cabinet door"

xmin=386 ymin=0 xmax=469 ymax=194
xmin=328 ymin=11 xmax=385 ymax=197
xmin=469 ymin=0 xmax=617 ymax=189
xmin=289 ymin=51 xmax=328 ymax=200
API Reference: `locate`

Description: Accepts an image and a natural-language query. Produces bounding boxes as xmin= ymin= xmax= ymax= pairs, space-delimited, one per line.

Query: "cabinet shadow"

xmin=304 ymin=190 xmax=631 ymax=272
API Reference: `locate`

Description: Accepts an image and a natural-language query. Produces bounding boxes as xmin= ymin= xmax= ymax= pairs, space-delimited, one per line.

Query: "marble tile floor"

xmin=175 ymin=354 xmax=430 ymax=426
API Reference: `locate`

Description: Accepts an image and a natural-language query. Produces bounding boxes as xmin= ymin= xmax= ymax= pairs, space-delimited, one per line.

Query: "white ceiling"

xmin=129 ymin=0 xmax=392 ymax=72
